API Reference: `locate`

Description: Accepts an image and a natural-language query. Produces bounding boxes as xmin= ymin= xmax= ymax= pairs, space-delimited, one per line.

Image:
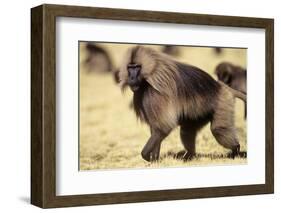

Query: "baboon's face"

xmin=218 ymin=70 xmax=232 ymax=85
xmin=127 ymin=63 xmax=144 ymax=92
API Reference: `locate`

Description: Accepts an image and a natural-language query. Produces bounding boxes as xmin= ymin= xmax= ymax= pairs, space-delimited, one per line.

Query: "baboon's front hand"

xmin=141 ymin=143 xmax=161 ymax=162
xmin=141 ymin=130 xmax=166 ymax=162
xmin=141 ymin=150 xmax=159 ymax=162
xmin=141 ymin=149 xmax=151 ymax=162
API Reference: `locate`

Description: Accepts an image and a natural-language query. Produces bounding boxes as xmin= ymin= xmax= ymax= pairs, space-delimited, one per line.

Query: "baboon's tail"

xmin=231 ymin=88 xmax=246 ymax=102
xmin=219 ymin=81 xmax=246 ymax=102
xmin=228 ymin=86 xmax=246 ymax=102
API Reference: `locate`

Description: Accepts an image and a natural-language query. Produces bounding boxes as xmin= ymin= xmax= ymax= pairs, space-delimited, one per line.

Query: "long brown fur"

xmin=119 ymin=46 xmax=246 ymax=161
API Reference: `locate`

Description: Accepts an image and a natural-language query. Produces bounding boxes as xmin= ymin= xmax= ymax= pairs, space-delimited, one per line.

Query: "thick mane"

xmin=119 ymin=46 xmax=179 ymax=94
xmin=127 ymin=46 xmax=220 ymax=100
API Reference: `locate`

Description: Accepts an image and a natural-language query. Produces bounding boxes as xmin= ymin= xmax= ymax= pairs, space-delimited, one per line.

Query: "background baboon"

xmin=214 ymin=47 xmax=223 ymax=55
xmin=83 ymin=42 xmax=123 ymax=84
xmin=162 ymin=45 xmax=181 ymax=56
xmin=83 ymin=43 xmax=113 ymax=73
xmin=119 ymin=46 xmax=246 ymax=162
xmin=215 ymin=62 xmax=247 ymax=118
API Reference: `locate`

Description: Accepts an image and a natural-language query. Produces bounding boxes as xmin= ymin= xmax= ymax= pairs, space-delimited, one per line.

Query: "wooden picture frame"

xmin=31 ymin=4 xmax=274 ymax=208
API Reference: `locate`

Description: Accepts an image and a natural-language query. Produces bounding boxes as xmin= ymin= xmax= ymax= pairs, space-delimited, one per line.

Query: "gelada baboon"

xmin=214 ymin=47 xmax=223 ymax=55
xmin=84 ymin=43 xmax=113 ymax=73
xmin=215 ymin=62 xmax=247 ymax=118
xmin=119 ymin=46 xmax=246 ymax=162
xmin=84 ymin=43 xmax=121 ymax=84
xmin=162 ymin=45 xmax=180 ymax=56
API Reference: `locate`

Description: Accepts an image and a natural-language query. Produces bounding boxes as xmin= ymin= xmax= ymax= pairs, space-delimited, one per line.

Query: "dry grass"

xmin=79 ymin=43 xmax=247 ymax=170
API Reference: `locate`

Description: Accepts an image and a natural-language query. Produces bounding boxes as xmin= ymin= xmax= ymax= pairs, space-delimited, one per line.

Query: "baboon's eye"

xmin=127 ymin=64 xmax=141 ymax=69
xmin=127 ymin=64 xmax=142 ymax=77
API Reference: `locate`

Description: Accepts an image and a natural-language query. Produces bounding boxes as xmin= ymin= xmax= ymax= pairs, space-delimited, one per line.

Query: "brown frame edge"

xmin=31 ymin=4 xmax=274 ymax=208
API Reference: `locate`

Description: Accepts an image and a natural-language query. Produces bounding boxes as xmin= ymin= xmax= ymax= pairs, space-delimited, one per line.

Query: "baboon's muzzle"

xmin=128 ymin=65 xmax=141 ymax=92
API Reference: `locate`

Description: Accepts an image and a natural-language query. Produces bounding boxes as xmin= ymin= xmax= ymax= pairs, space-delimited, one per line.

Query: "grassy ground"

xmin=79 ymin=43 xmax=247 ymax=170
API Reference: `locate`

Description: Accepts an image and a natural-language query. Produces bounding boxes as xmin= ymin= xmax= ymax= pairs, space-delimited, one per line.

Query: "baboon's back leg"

xmin=180 ymin=124 xmax=197 ymax=160
xmin=210 ymin=98 xmax=240 ymax=158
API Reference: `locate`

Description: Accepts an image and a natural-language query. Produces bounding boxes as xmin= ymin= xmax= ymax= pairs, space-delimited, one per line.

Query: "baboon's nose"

xmin=128 ymin=69 xmax=140 ymax=84
xmin=129 ymin=69 xmax=140 ymax=78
